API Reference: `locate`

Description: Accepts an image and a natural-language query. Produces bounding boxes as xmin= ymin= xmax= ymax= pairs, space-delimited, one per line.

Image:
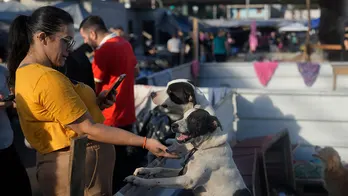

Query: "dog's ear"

xmin=327 ymin=155 xmax=341 ymax=171
xmin=208 ymin=116 xmax=220 ymax=132
xmin=168 ymin=83 xmax=195 ymax=105
xmin=183 ymin=85 xmax=196 ymax=104
xmin=188 ymin=95 xmax=194 ymax=102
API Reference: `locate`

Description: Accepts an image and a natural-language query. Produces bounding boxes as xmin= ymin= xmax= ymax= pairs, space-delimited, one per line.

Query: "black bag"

xmin=136 ymin=106 xmax=174 ymax=145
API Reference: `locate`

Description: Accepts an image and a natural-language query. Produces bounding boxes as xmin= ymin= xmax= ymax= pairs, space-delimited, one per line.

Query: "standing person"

xmin=110 ymin=26 xmax=129 ymax=41
xmin=290 ymin=33 xmax=299 ymax=52
xmin=178 ymin=30 xmax=185 ymax=64
xmin=249 ymin=21 xmax=258 ymax=53
xmin=184 ymin=31 xmax=193 ymax=63
xmin=167 ymin=33 xmax=181 ymax=66
xmin=79 ymin=16 xmax=140 ymax=193
xmin=64 ymin=43 xmax=95 ymax=90
xmin=199 ymin=31 xmax=206 ymax=63
xmin=213 ymin=30 xmax=228 ymax=62
xmin=269 ymin=31 xmax=278 ymax=52
xmin=0 ymin=65 xmax=32 ymax=195
xmin=226 ymin=32 xmax=236 ymax=57
xmin=205 ymin=32 xmax=214 ymax=62
xmin=8 ymin=7 xmax=177 ymax=196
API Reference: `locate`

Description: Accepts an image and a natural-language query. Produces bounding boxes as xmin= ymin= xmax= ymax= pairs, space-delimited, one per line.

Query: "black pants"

xmin=215 ymin=54 xmax=227 ymax=62
xmin=171 ymin=52 xmax=180 ymax=67
xmin=112 ymin=124 xmax=147 ymax=194
xmin=0 ymin=144 xmax=32 ymax=195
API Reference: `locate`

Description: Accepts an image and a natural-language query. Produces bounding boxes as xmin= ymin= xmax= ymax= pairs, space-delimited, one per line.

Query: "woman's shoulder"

xmin=17 ymin=64 xmax=72 ymax=91
xmin=17 ymin=63 xmax=62 ymax=76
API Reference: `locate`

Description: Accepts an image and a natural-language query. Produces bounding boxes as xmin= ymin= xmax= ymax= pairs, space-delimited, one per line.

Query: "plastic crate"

xmin=233 ymin=129 xmax=296 ymax=196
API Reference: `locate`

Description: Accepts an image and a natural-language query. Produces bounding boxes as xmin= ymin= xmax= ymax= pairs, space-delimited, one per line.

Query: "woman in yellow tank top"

xmin=7 ymin=6 xmax=177 ymax=196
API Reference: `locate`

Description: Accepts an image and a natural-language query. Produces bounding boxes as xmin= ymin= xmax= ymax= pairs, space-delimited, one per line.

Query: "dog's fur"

xmin=312 ymin=146 xmax=348 ymax=196
xmin=125 ymin=108 xmax=250 ymax=196
xmin=151 ymin=79 xmax=215 ymax=121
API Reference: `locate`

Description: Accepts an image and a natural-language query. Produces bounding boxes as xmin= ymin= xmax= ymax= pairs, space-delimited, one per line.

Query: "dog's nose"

xmin=171 ymin=123 xmax=179 ymax=129
xmin=150 ymin=92 xmax=157 ymax=98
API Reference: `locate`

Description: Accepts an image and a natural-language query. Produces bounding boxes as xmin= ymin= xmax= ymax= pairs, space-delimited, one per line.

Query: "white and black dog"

xmin=149 ymin=79 xmax=217 ymax=157
xmin=125 ymin=108 xmax=251 ymax=196
xmin=151 ymin=79 xmax=215 ymax=121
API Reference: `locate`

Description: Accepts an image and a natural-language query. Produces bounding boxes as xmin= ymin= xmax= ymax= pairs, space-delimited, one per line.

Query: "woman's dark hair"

xmin=7 ymin=6 xmax=73 ymax=85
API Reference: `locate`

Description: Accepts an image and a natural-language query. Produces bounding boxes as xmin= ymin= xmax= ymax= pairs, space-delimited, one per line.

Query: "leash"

xmin=178 ymin=147 xmax=198 ymax=175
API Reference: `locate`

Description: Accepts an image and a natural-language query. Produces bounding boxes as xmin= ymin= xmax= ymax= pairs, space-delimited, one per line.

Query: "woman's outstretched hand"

xmin=145 ymin=138 xmax=180 ymax=159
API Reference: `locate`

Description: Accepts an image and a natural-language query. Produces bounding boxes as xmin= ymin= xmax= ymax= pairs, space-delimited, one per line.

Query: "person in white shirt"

xmin=167 ymin=33 xmax=181 ymax=66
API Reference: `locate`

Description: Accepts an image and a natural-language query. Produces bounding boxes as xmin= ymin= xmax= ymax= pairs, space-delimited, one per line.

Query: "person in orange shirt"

xmin=7 ymin=6 xmax=177 ymax=196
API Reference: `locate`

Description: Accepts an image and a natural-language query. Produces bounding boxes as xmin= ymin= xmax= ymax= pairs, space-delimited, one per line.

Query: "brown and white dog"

xmin=312 ymin=146 xmax=348 ymax=196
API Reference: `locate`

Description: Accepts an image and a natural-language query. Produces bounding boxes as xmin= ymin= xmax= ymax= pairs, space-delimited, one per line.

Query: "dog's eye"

xmin=162 ymin=104 xmax=168 ymax=108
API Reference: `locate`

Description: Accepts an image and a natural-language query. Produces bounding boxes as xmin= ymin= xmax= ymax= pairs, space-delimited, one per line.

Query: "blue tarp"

xmin=173 ymin=14 xmax=192 ymax=33
xmin=0 ymin=2 xmax=89 ymax=29
xmin=307 ymin=18 xmax=320 ymax=29
xmin=0 ymin=2 xmax=88 ymax=50
xmin=53 ymin=2 xmax=90 ymax=29
xmin=0 ymin=1 xmax=31 ymax=23
xmin=155 ymin=9 xmax=211 ymax=34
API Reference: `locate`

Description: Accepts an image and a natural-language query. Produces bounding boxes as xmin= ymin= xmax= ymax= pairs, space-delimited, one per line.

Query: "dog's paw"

xmin=133 ymin=167 xmax=151 ymax=176
xmin=124 ymin=176 xmax=142 ymax=185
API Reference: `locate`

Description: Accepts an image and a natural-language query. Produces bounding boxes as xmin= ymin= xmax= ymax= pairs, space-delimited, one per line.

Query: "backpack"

xmin=136 ymin=106 xmax=174 ymax=144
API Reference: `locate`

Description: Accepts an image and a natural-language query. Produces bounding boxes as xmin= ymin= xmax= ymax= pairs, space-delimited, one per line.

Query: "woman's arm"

xmin=68 ymin=113 xmax=178 ymax=158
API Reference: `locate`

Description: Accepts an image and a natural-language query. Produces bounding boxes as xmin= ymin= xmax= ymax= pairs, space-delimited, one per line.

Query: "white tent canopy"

xmin=203 ymin=19 xmax=306 ymax=28
xmin=278 ymin=22 xmax=308 ymax=32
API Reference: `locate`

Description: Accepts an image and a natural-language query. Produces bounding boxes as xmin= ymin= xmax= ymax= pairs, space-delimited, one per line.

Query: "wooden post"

xmin=305 ymin=0 xmax=312 ymax=62
xmin=246 ymin=0 xmax=250 ymax=19
xmin=193 ymin=17 xmax=199 ymax=61
xmin=68 ymin=135 xmax=88 ymax=196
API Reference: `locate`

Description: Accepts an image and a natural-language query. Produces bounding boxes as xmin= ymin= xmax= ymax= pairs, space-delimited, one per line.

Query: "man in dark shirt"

xmin=64 ymin=43 xmax=95 ymax=90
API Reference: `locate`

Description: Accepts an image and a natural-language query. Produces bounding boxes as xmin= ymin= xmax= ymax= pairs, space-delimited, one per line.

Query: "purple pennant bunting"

xmin=297 ymin=62 xmax=320 ymax=87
